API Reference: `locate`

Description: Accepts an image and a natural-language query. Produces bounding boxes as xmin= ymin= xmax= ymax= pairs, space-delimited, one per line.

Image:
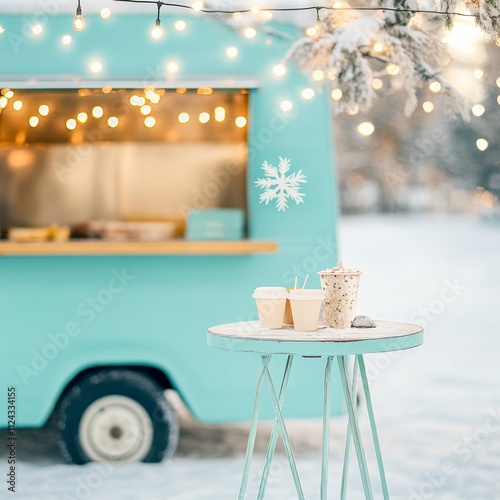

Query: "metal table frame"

xmin=207 ymin=321 xmax=423 ymax=499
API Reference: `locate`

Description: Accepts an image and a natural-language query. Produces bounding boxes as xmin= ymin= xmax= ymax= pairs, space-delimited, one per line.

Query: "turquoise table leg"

xmin=257 ymin=355 xmax=294 ymax=500
xmin=358 ymin=355 xmax=390 ymax=500
xmin=320 ymin=356 xmax=334 ymax=500
xmin=337 ymin=356 xmax=374 ymax=499
xmin=340 ymin=356 xmax=359 ymax=500
xmin=263 ymin=360 xmax=305 ymax=500
xmin=238 ymin=355 xmax=271 ymax=500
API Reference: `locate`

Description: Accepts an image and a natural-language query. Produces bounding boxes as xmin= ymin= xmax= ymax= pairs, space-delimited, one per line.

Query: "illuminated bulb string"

xmin=112 ymin=0 xmax=499 ymax=19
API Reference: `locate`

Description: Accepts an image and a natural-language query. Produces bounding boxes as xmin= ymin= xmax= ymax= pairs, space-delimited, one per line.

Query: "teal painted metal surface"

xmin=0 ymin=14 xmax=340 ymax=428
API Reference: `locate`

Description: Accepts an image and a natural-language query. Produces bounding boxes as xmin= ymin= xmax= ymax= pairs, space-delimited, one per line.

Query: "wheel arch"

xmin=49 ymin=364 xmax=175 ymax=424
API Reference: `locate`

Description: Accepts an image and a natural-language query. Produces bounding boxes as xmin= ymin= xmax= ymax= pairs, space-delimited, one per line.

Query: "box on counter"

xmin=186 ymin=209 xmax=245 ymax=240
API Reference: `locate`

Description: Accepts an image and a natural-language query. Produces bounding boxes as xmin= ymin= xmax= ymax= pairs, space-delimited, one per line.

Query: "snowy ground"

xmin=2 ymin=214 xmax=500 ymax=500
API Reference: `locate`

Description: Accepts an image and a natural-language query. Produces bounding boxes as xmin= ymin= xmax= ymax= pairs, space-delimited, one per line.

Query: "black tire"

xmin=57 ymin=369 xmax=178 ymax=464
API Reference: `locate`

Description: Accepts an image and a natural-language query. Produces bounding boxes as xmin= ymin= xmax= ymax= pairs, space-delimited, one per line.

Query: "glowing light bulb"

xmin=280 ymin=100 xmax=293 ymax=112
xmin=92 ymin=106 xmax=104 ymax=118
xmin=496 ymin=77 xmax=500 ymax=88
xmin=472 ymin=104 xmax=485 ymax=117
xmin=192 ymin=1 xmax=203 ymax=11
xmin=0 ymin=97 xmax=7 ymax=109
xmin=251 ymin=4 xmax=260 ymax=14
xmin=235 ymin=116 xmax=247 ymax=128
xmin=233 ymin=12 xmax=242 ymax=20
xmin=301 ymin=88 xmax=315 ymax=100
xmin=244 ymin=27 xmax=256 ymax=39
xmin=13 ymin=100 xmax=22 ymax=111
xmin=372 ymin=78 xmax=383 ymax=90
xmin=178 ymin=112 xmax=190 ymax=123
xmin=347 ymin=105 xmax=359 ymax=115
xmin=141 ymin=105 xmax=152 ymax=115
xmin=61 ymin=35 xmax=72 ymax=45
xmin=152 ymin=20 xmax=162 ymax=39
xmin=32 ymin=24 xmax=43 ymax=36
xmin=422 ymin=101 xmax=434 ymax=113
xmin=474 ymin=68 xmax=484 ymax=79
xmin=29 ymin=116 xmax=39 ymax=128
xmin=0 ymin=25 xmax=4 ymax=34
xmin=3 ymin=90 xmax=13 ymax=99
xmin=72 ymin=14 xmax=86 ymax=32
xmin=167 ymin=62 xmax=179 ymax=73
xmin=175 ymin=20 xmax=186 ymax=31
xmin=273 ymin=64 xmax=286 ymax=77
xmin=476 ymin=138 xmax=488 ymax=151
xmin=100 ymin=8 xmax=111 ymax=19
xmin=306 ymin=26 xmax=318 ymax=37
xmin=497 ymin=96 xmax=500 ymax=106
xmin=214 ymin=106 xmax=226 ymax=122
xmin=199 ymin=112 xmax=210 ymax=123
xmin=89 ymin=60 xmax=103 ymax=74
xmin=429 ymin=81 xmax=441 ymax=93
xmin=149 ymin=93 xmax=160 ymax=104
xmin=312 ymin=70 xmax=324 ymax=82
xmin=331 ymin=88 xmax=343 ymax=101
xmin=66 ymin=118 xmax=77 ymax=130
xmin=261 ymin=11 xmax=272 ymax=20
xmin=77 ymin=112 xmax=88 ymax=123
xmin=144 ymin=116 xmax=156 ymax=128
xmin=386 ymin=64 xmax=400 ymax=76
xmin=38 ymin=104 xmax=49 ymax=116
xmin=107 ymin=116 xmax=119 ymax=128
xmin=226 ymin=46 xmax=238 ymax=58
xmin=357 ymin=122 xmax=375 ymax=136
xmin=373 ymin=42 xmax=384 ymax=53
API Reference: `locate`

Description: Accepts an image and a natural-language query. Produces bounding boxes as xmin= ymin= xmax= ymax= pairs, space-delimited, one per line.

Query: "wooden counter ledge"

xmin=0 ymin=240 xmax=279 ymax=256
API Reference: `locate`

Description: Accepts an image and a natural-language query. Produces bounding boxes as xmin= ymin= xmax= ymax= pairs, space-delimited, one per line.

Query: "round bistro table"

xmin=207 ymin=320 xmax=423 ymax=500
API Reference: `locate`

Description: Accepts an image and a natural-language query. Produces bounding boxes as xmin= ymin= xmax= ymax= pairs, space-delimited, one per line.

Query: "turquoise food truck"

xmin=0 ymin=12 xmax=341 ymax=463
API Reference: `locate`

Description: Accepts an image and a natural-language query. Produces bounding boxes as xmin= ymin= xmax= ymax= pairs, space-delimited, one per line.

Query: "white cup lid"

xmin=252 ymin=286 xmax=287 ymax=298
xmin=288 ymin=289 xmax=325 ymax=300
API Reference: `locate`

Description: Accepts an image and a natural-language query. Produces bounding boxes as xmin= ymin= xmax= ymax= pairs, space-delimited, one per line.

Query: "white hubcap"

xmin=79 ymin=395 xmax=154 ymax=462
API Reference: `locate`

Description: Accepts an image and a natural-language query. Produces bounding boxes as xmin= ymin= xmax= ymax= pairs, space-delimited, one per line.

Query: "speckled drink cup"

xmin=318 ymin=270 xmax=361 ymax=328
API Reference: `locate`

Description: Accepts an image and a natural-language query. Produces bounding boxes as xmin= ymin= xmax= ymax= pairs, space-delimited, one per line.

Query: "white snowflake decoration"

xmin=255 ymin=157 xmax=307 ymax=212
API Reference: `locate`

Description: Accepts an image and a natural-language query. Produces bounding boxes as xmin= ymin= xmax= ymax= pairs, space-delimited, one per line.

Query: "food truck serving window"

xmin=0 ymin=88 xmax=248 ymax=241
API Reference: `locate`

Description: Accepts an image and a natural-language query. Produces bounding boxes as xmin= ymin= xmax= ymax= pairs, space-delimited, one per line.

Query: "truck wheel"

xmin=57 ymin=369 xmax=178 ymax=464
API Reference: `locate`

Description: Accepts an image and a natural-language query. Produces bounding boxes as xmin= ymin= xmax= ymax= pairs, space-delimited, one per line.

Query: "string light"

xmin=100 ymin=8 xmax=111 ymax=19
xmin=280 ymin=100 xmax=293 ymax=112
xmin=244 ymin=27 xmax=256 ymax=39
xmin=301 ymin=88 xmax=315 ymax=100
xmin=90 ymin=60 xmax=103 ymax=73
xmin=386 ymin=64 xmax=400 ymax=76
xmin=476 ymin=138 xmax=488 ymax=151
xmin=331 ymin=88 xmax=343 ymax=101
xmin=429 ymin=81 xmax=441 ymax=93
xmin=422 ymin=101 xmax=434 ymax=113
xmin=474 ymin=68 xmax=484 ymax=79
xmin=226 ymin=46 xmax=238 ymax=58
xmin=175 ymin=20 xmax=186 ymax=31
xmin=373 ymin=42 xmax=385 ymax=53
xmin=13 ymin=101 xmax=23 ymax=111
xmin=178 ymin=112 xmax=190 ymax=123
xmin=144 ymin=116 xmax=156 ymax=127
xmin=214 ymin=106 xmax=226 ymax=122
xmin=273 ymin=64 xmax=287 ymax=77
xmin=472 ymin=104 xmax=485 ymax=117
xmin=66 ymin=118 xmax=77 ymax=130
xmin=357 ymin=122 xmax=375 ymax=136
xmin=77 ymin=112 xmax=88 ymax=123
xmin=235 ymin=116 xmax=247 ymax=128
xmin=312 ymin=69 xmax=324 ymax=81
xmin=372 ymin=78 xmax=383 ymax=90
xmin=29 ymin=116 xmax=39 ymax=128
xmin=73 ymin=0 xmax=86 ymax=31
xmin=107 ymin=116 xmax=119 ymax=128
xmin=152 ymin=2 xmax=163 ymax=39
xmin=0 ymin=97 xmax=8 ymax=109
xmin=92 ymin=106 xmax=104 ymax=118
xmin=32 ymin=24 xmax=43 ymax=36
xmin=167 ymin=61 xmax=179 ymax=73
xmin=140 ymin=105 xmax=152 ymax=115
xmin=3 ymin=90 xmax=14 ymax=99
xmin=0 ymin=25 xmax=4 ymax=34
xmin=192 ymin=1 xmax=203 ymax=11
xmin=61 ymin=35 xmax=72 ymax=45
xmin=38 ymin=105 xmax=49 ymax=116
xmin=199 ymin=112 xmax=210 ymax=123
xmin=251 ymin=4 xmax=260 ymax=14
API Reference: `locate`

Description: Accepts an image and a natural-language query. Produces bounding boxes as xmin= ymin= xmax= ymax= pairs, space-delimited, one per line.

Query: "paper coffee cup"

xmin=318 ymin=269 xmax=361 ymax=329
xmin=288 ymin=289 xmax=324 ymax=331
xmin=252 ymin=287 xmax=287 ymax=329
